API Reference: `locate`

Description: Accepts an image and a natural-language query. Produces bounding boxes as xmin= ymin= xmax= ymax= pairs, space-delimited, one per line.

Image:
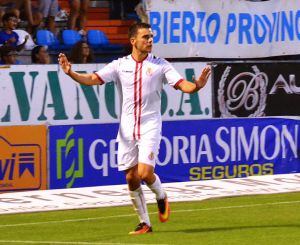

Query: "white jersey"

xmin=95 ymin=53 xmax=183 ymax=141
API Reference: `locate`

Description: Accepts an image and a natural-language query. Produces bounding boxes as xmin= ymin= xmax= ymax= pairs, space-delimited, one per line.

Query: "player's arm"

xmin=177 ymin=66 xmax=211 ymax=94
xmin=58 ymin=53 xmax=102 ymax=86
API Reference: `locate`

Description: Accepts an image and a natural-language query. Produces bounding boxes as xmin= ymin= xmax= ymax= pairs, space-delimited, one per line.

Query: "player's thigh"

xmin=137 ymin=162 xmax=154 ymax=180
xmin=117 ymin=139 xmax=138 ymax=171
xmin=138 ymin=137 xmax=160 ymax=168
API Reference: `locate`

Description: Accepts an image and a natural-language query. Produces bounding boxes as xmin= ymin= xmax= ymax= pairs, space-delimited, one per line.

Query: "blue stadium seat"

xmin=87 ymin=30 xmax=124 ymax=52
xmin=62 ymin=30 xmax=82 ymax=46
xmin=36 ymin=30 xmax=60 ymax=50
xmin=87 ymin=29 xmax=109 ymax=46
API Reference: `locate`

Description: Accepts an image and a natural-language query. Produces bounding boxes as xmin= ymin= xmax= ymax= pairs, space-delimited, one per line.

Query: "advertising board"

xmin=0 ymin=125 xmax=47 ymax=192
xmin=49 ymin=118 xmax=299 ymax=188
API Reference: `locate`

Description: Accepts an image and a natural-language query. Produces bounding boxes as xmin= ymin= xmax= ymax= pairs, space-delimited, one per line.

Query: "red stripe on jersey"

xmin=174 ymin=78 xmax=184 ymax=90
xmin=93 ymin=72 xmax=105 ymax=85
xmin=133 ymin=62 xmax=139 ymax=140
xmin=137 ymin=62 xmax=143 ymax=139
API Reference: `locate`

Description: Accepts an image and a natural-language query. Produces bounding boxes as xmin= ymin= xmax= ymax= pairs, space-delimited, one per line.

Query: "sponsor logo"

xmin=0 ymin=64 xmax=211 ymax=126
xmin=217 ymin=65 xmax=300 ymax=117
xmin=0 ymin=136 xmax=41 ymax=191
xmin=189 ymin=162 xmax=274 ymax=181
xmin=56 ymin=127 xmax=84 ymax=188
xmin=218 ymin=65 xmax=268 ymax=117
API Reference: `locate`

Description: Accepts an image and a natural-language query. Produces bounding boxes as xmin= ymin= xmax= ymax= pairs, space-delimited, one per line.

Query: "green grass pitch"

xmin=0 ymin=192 xmax=299 ymax=245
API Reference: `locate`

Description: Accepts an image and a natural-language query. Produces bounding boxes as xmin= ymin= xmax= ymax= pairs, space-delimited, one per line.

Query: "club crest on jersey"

xmin=148 ymin=152 xmax=155 ymax=160
xmin=146 ymin=67 xmax=153 ymax=76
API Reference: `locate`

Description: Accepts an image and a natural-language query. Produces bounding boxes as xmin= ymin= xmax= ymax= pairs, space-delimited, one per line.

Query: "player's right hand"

xmin=58 ymin=53 xmax=71 ymax=75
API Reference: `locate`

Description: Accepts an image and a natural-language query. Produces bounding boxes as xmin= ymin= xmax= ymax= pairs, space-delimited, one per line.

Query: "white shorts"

xmin=117 ymin=136 xmax=161 ymax=171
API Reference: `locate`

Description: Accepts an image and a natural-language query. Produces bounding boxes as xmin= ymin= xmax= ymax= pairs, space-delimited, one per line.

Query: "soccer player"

xmin=58 ymin=22 xmax=211 ymax=235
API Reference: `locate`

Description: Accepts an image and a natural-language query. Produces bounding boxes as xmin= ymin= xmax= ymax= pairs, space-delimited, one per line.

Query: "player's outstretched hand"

xmin=58 ymin=53 xmax=71 ymax=75
xmin=193 ymin=66 xmax=211 ymax=89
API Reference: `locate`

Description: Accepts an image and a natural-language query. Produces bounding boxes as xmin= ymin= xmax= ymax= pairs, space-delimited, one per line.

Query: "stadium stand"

xmin=36 ymin=29 xmax=61 ymax=50
xmin=2 ymin=0 xmax=136 ymax=64
xmin=86 ymin=29 xmax=124 ymax=51
xmin=58 ymin=0 xmax=134 ymax=46
xmin=62 ymin=29 xmax=82 ymax=46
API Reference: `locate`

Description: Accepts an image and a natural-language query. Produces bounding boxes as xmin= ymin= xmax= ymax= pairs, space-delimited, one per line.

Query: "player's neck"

xmin=131 ymin=50 xmax=149 ymax=62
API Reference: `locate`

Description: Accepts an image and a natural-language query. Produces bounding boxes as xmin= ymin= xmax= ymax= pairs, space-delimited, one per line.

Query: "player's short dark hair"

xmin=128 ymin=22 xmax=151 ymax=38
xmin=2 ymin=13 xmax=18 ymax=22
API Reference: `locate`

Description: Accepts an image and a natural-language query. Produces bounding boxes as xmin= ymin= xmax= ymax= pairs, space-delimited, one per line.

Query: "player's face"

xmin=132 ymin=28 xmax=153 ymax=53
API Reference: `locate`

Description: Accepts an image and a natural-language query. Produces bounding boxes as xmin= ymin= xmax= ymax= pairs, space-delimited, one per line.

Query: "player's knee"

xmin=139 ymin=171 xmax=153 ymax=183
xmin=126 ymin=171 xmax=139 ymax=184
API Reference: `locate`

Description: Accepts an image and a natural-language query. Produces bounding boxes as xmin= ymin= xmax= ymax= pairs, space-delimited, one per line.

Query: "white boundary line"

xmin=0 ymin=200 xmax=299 ymax=228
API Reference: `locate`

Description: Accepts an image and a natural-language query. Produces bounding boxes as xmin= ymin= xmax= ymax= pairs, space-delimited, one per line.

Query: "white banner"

xmin=0 ymin=174 xmax=300 ymax=214
xmin=147 ymin=0 xmax=300 ymax=58
xmin=0 ymin=63 xmax=212 ymax=126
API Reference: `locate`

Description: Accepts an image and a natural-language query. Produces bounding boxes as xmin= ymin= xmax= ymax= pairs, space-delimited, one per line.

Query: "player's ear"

xmin=130 ymin=37 xmax=136 ymax=46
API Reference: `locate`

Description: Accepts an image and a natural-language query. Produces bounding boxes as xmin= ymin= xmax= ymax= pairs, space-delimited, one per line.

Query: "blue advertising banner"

xmin=49 ymin=118 xmax=300 ymax=189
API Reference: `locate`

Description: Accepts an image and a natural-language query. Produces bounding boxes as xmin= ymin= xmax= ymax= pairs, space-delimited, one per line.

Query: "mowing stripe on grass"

xmin=0 ymin=241 xmax=168 ymax=245
xmin=0 ymin=200 xmax=299 ymax=229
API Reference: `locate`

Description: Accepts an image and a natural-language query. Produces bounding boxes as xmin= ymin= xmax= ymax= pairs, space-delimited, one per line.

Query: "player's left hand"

xmin=193 ymin=66 xmax=211 ymax=89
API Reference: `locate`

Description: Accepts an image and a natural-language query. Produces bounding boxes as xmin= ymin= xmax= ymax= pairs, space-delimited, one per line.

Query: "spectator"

xmin=31 ymin=45 xmax=51 ymax=64
xmin=14 ymin=29 xmax=36 ymax=50
xmin=69 ymin=40 xmax=94 ymax=64
xmin=109 ymin=0 xmax=125 ymax=19
xmin=18 ymin=0 xmax=42 ymax=34
xmin=135 ymin=0 xmax=148 ymax=23
xmin=0 ymin=46 xmax=22 ymax=64
xmin=109 ymin=0 xmax=139 ymax=20
xmin=0 ymin=13 xmax=29 ymax=51
xmin=38 ymin=0 xmax=59 ymax=35
xmin=68 ymin=0 xmax=90 ymax=34
xmin=0 ymin=0 xmax=20 ymax=28
xmin=0 ymin=1 xmax=42 ymax=34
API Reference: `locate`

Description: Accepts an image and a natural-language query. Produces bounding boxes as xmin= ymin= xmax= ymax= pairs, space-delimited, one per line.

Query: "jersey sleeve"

xmin=94 ymin=59 xmax=119 ymax=84
xmin=162 ymin=59 xmax=184 ymax=89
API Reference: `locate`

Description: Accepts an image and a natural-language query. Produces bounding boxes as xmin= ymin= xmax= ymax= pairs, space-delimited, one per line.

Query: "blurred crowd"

xmin=0 ymin=0 xmax=146 ymax=65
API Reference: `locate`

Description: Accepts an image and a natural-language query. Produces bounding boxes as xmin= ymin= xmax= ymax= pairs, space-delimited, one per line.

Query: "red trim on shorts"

xmin=137 ymin=61 xmax=143 ymax=139
xmin=174 ymin=78 xmax=184 ymax=90
xmin=133 ymin=62 xmax=139 ymax=140
xmin=93 ymin=72 xmax=105 ymax=85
